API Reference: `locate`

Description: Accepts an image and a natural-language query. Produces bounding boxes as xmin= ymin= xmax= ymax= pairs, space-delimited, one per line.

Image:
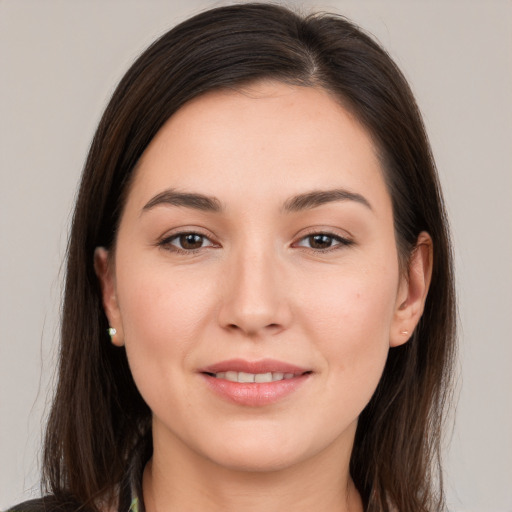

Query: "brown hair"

xmin=40 ymin=4 xmax=456 ymax=511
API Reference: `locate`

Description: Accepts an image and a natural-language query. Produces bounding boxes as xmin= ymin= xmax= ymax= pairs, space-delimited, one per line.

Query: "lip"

xmin=199 ymin=358 xmax=312 ymax=406
xmin=200 ymin=358 xmax=309 ymax=375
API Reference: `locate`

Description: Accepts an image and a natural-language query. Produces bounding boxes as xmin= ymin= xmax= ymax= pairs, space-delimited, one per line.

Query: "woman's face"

xmin=97 ymin=82 xmax=424 ymax=474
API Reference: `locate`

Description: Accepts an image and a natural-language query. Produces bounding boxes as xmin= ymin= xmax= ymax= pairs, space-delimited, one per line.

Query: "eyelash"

xmin=158 ymin=231 xmax=354 ymax=255
xmin=293 ymin=232 xmax=354 ymax=252
xmin=158 ymin=231 xmax=216 ymax=255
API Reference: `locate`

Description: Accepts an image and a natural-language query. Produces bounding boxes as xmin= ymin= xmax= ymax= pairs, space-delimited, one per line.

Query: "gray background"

xmin=1 ymin=1 xmax=511 ymax=511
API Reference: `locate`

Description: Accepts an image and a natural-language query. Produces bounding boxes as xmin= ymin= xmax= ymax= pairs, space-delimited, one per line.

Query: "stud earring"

xmin=108 ymin=327 xmax=117 ymax=339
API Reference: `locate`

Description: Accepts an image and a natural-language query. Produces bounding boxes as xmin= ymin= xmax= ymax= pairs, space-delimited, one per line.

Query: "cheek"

xmin=114 ymin=260 xmax=219 ymax=399
xmin=297 ymin=256 xmax=398 ymax=341
xmin=296 ymin=260 xmax=398 ymax=404
xmin=118 ymin=259 xmax=215 ymax=343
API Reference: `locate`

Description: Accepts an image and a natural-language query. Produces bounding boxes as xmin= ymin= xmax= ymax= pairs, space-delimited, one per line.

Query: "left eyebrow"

xmin=282 ymin=188 xmax=373 ymax=213
xmin=142 ymin=189 xmax=223 ymax=213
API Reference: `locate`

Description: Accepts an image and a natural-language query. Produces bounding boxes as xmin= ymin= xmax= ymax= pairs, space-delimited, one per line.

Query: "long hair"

xmin=42 ymin=4 xmax=456 ymax=511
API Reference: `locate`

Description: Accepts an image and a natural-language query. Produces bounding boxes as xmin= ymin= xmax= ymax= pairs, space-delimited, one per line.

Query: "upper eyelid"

xmin=293 ymin=232 xmax=353 ymax=248
xmin=296 ymin=232 xmax=348 ymax=242
xmin=159 ymin=226 xmax=216 ymax=241
xmin=168 ymin=232 xmax=213 ymax=242
xmin=292 ymin=226 xmax=354 ymax=242
xmin=161 ymin=232 xmax=216 ymax=247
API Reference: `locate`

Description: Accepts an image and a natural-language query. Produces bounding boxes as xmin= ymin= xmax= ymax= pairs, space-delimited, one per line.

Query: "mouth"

xmin=199 ymin=359 xmax=312 ymax=406
xmin=204 ymin=371 xmax=307 ymax=383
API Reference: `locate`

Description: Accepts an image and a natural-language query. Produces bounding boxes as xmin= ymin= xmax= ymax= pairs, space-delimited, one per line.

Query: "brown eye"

xmin=160 ymin=232 xmax=215 ymax=252
xmin=179 ymin=233 xmax=205 ymax=250
xmin=295 ymin=232 xmax=352 ymax=251
xmin=308 ymin=234 xmax=335 ymax=249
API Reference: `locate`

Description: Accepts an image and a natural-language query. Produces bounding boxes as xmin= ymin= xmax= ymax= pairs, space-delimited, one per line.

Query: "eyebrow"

xmin=142 ymin=189 xmax=223 ymax=213
xmin=283 ymin=189 xmax=372 ymax=212
xmin=141 ymin=187 xmax=372 ymax=215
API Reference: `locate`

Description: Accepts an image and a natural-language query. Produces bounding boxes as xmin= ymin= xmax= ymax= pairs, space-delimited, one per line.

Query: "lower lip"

xmin=201 ymin=373 xmax=311 ymax=406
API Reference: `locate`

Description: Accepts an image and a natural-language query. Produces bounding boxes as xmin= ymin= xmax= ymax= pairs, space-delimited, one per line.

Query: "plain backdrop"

xmin=1 ymin=1 xmax=511 ymax=511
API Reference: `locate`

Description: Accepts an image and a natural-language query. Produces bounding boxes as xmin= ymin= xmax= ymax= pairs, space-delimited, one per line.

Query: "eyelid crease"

xmin=291 ymin=225 xmax=355 ymax=243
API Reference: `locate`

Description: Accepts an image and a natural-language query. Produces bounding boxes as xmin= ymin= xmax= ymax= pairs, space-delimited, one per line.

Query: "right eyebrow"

xmin=142 ymin=189 xmax=223 ymax=214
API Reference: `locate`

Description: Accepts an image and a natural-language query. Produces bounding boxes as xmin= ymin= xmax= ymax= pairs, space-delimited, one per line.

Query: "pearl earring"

xmin=108 ymin=327 xmax=117 ymax=339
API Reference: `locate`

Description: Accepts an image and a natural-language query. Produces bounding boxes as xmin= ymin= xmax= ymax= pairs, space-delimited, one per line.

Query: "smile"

xmin=199 ymin=359 xmax=312 ymax=406
xmin=208 ymin=371 xmax=299 ymax=383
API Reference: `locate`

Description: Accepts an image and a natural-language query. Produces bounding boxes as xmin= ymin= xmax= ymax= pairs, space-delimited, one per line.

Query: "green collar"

xmin=129 ymin=497 xmax=139 ymax=512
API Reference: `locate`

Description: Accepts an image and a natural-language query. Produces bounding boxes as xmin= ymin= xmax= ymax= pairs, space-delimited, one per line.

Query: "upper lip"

xmin=199 ymin=358 xmax=310 ymax=375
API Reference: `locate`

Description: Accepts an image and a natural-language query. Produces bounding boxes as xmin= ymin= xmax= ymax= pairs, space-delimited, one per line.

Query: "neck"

xmin=142 ymin=425 xmax=363 ymax=512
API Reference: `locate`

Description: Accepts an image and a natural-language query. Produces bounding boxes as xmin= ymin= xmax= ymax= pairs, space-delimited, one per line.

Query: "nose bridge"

xmin=218 ymin=234 xmax=290 ymax=335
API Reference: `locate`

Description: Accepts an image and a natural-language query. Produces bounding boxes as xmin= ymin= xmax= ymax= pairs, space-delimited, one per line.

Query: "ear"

xmin=389 ymin=232 xmax=433 ymax=347
xmin=94 ymin=247 xmax=124 ymax=346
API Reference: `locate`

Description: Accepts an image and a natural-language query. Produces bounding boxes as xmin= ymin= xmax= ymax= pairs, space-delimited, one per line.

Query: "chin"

xmin=198 ymin=429 xmax=318 ymax=474
xmin=210 ymin=448 xmax=302 ymax=473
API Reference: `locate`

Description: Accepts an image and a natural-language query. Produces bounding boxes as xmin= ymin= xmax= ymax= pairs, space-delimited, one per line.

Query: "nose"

xmin=217 ymin=243 xmax=292 ymax=337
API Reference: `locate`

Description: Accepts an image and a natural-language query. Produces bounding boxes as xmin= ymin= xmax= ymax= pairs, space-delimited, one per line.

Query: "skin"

xmin=95 ymin=81 xmax=432 ymax=512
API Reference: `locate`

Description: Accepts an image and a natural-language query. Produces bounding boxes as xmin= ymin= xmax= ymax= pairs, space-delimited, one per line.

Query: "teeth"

xmin=238 ymin=372 xmax=255 ymax=383
xmin=225 ymin=371 xmax=237 ymax=381
xmin=213 ymin=371 xmax=298 ymax=383
xmin=254 ymin=372 xmax=272 ymax=383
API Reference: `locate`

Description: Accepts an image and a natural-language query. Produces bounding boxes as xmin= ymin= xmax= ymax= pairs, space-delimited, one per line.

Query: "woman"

xmin=8 ymin=3 xmax=456 ymax=512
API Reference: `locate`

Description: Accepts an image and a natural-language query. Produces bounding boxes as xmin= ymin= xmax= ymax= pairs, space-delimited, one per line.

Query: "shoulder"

xmin=5 ymin=498 xmax=53 ymax=512
xmin=5 ymin=496 xmax=93 ymax=512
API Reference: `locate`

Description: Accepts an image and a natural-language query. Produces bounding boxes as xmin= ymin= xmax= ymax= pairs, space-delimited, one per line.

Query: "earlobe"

xmin=390 ymin=232 xmax=433 ymax=347
xmin=94 ymin=247 xmax=124 ymax=346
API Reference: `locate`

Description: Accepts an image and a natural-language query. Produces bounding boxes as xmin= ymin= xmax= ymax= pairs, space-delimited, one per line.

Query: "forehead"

xmin=127 ymin=81 xmax=389 ymax=213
